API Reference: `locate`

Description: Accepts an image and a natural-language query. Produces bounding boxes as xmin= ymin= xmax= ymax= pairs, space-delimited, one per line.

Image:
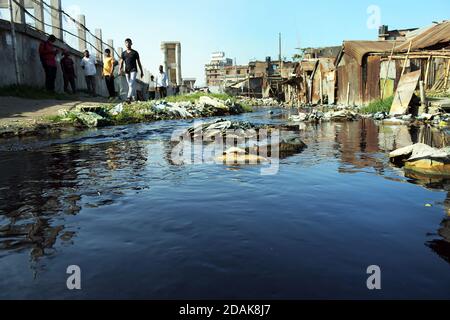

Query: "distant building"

xmin=205 ymin=52 xmax=233 ymax=88
xmin=161 ymin=42 xmax=182 ymax=86
xmin=378 ymin=25 xmax=418 ymax=41
xmin=182 ymin=78 xmax=196 ymax=92
xmin=223 ymin=65 xmax=248 ymax=85
xmin=301 ymin=46 xmax=342 ymax=59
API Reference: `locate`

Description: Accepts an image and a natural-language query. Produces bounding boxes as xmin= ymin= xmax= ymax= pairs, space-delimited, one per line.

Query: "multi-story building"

xmin=223 ymin=65 xmax=249 ymax=85
xmin=205 ymin=52 xmax=233 ymax=88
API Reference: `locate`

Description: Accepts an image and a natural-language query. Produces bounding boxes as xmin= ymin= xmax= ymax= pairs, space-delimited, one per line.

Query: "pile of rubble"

xmin=289 ymin=107 xmax=359 ymax=123
xmin=390 ymin=143 xmax=450 ymax=175
xmin=367 ymin=111 xmax=450 ymax=127
xmin=186 ymin=119 xmax=257 ymax=139
xmin=173 ymin=119 xmax=307 ymax=165
xmin=238 ymin=97 xmax=282 ymax=107
xmin=57 ymin=96 xmax=249 ymax=128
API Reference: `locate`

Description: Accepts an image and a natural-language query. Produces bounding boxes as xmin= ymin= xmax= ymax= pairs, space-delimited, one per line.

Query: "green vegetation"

xmin=44 ymin=111 xmax=84 ymax=124
xmin=42 ymin=92 xmax=253 ymax=128
xmin=0 ymin=85 xmax=73 ymax=100
xmin=360 ymin=96 xmax=394 ymax=114
xmin=165 ymin=92 xmax=232 ymax=103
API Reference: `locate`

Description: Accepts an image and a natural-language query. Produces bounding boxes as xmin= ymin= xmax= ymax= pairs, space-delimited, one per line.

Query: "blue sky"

xmin=3 ymin=0 xmax=449 ymax=85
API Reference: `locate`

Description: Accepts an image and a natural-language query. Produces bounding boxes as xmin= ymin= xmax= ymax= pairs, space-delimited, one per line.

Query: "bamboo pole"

xmin=424 ymin=56 xmax=432 ymax=90
xmin=445 ymin=59 xmax=450 ymax=90
xmin=401 ymin=41 xmax=412 ymax=77
xmin=419 ymin=80 xmax=427 ymax=114
xmin=381 ymin=55 xmax=450 ymax=61
xmin=374 ymin=50 xmax=450 ymax=57
xmin=346 ymin=82 xmax=350 ymax=106
xmin=381 ymin=41 xmax=396 ymax=101
xmin=319 ymin=71 xmax=323 ymax=105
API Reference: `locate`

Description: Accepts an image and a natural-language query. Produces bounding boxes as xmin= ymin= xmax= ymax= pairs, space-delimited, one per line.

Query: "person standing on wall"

xmin=103 ymin=48 xmax=116 ymax=100
xmin=148 ymin=75 xmax=156 ymax=100
xmin=60 ymin=50 xmax=77 ymax=94
xmin=39 ymin=35 xmax=59 ymax=92
xmin=81 ymin=50 xmax=97 ymax=97
xmin=119 ymin=38 xmax=144 ymax=104
xmin=156 ymin=65 xmax=168 ymax=99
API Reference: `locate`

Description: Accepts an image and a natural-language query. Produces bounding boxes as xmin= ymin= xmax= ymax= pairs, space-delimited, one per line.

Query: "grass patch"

xmin=360 ymin=96 xmax=394 ymax=114
xmin=111 ymin=106 xmax=148 ymax=124
xmin=44 ymin=111 xmax=79 ymax=124
xmin=239 ymin=101 xmax=253 ymax=113
xmin=164 ymin=92 xmax=234 ymax=104
xmin=0 ymin=85 xmax=72 ymax=100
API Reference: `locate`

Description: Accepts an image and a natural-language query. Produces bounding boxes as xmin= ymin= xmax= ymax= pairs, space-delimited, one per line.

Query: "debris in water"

xmin=390 ymin=143 xmax=450 ymax=175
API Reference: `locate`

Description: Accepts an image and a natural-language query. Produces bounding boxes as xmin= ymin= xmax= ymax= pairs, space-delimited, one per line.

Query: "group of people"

xmin=38 ymin=35 xmax=170 ymax=103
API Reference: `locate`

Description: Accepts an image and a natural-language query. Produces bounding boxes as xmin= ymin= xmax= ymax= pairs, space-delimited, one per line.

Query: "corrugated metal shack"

xmin=283 ymin=47 xmax=340 ymax=106
xmin=335 ymin=41 xmax=397 ymax=106
xmin=335 ymin=21 xmax=450 ymax=106
xmin=374 ymin=21 xmax=450 ymax=96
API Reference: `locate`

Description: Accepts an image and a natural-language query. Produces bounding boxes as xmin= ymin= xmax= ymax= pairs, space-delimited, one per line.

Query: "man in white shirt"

xmin=81 ymin=50 xmax=97 ymax=96
xmin=156 ymin=65 xmax=168 ymax=99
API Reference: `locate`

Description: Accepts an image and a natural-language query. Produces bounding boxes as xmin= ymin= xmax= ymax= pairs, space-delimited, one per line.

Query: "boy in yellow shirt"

xmin=103 ymin=49 xmax=116 ymax=99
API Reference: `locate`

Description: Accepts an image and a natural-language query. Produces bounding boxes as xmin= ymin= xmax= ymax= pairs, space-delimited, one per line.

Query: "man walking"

xmin=156 ymin=65 xmax=168 ymax=99
xmin=103 ymin=48 xmax=116 ymax=99
xmin=60 ymin=50 xmax=77 ymax=94
xmin=81 ymin=50 xmax=97 ymax=96
xmin=148 ymin=75 xmax=156 ymax=100
xmin=119 ymin=38 xmax=144 ymax=103
xmin=39 ymin=35 xmax=59 ymax=92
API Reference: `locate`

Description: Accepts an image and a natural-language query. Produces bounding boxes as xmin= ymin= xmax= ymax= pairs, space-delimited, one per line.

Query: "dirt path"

xmin=0 ymin=96 xmax=111 ymax=137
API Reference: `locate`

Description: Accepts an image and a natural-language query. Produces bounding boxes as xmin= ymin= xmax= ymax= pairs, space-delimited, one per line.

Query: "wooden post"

xmin=319 ymin=71 xmax=323 ymax=105
xmin=401 ymin=41 xmax=412 ymax=77
xmin=381 ymin=41 xmax=396 ymax=100
xmin=347 ymin=83 xmax=351 ymax=106
xmin=419 ymin=80 xmax=427 ymax=114
xmin=425 ymin=56 xmax=432 ymax=90
xmin=444 ymin=59 xmax=450 ymax=90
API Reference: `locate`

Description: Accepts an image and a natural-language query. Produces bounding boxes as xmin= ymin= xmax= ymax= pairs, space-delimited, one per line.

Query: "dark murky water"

xmin=0 ymin=109 xmax=450 ymax=299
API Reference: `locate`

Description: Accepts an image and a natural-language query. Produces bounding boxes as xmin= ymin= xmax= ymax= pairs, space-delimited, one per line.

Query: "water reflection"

xmin=0 ymin=139 xmax=149 ymax=266
xmin=402 ymin=172 xmax=450 ymax=265
xmin=299 ymin=118 xmax=450 ymax=265
xmin=1 ymin=111 xmax=450 ymax=287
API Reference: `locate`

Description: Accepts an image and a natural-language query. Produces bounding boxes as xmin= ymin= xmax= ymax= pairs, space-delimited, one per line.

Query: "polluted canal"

xmin=0 ymin=108 xmax=450 ymax=299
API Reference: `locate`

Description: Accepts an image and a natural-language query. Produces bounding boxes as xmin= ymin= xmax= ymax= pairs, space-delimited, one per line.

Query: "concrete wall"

xmin=0 ymin=19 xmax=148 ymax=98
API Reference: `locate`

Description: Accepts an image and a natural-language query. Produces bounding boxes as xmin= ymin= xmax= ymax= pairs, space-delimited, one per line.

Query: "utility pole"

xmin=279 ymin=32 xmax=282 ymax=75
xmin=8 ymin=0 xmax=21 ymax=85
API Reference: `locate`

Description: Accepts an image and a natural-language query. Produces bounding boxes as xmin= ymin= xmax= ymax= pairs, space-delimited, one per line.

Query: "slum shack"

xmin=335 ymin=41 xmax=398 ymax=106
xmin=335 ymin=21 xmax=450 ymax=108
xmin=376 ymin=21 xmax=450 ymax=98
xmin=284 ymin=46 xmax=341 ymax=106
